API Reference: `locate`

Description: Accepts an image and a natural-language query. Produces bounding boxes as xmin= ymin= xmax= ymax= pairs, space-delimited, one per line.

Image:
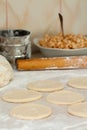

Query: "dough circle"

xmin=2 ymin=89 xmax=42 ymax=103
xmin=68 ymin=102 xmax=87 ymax=118
xmin=47 ymin=90 xmax=84 ymax=105
xmin=27 ymin=80 xmax=64 ymax=92
xmin=68 ymin=77 xmax=87 ymax=89
xmin=10 ymin=103 xmax=52 ymax=120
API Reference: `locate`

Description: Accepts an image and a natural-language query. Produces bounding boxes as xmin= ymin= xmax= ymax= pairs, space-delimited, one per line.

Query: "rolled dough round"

xmin=68 ymin=77 xmax=87 ymax=89
xmin=2 ymin=89 xmax=42 ymax=103
xmin=68 ymin=102 xmax=87 ymax=118
xmin=10 ymin=103 xmax=52 ymax=120
xmin=0 ymin=55 xmax=13 ymax=88
xmin=47 ymin=90 xmax=84 ymax=105
xmin=27 ymin=80 xmax=64 ymax=92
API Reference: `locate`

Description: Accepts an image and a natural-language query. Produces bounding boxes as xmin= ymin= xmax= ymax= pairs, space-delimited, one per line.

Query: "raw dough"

xmin=2 ymin=89 xmax=42 ymax=103
xmin=27 ymin=80 xmax=64 ymax=92
xmin=0 ymin=55 xmax=13 ymax=88
xmin=68 ymin=102 xmax=87 ymax=118
xmin=47 ymin=90 xmax=84 ymax=105
xmin=10 ymin=103 xmax=52 ymax=120
xmin=68 ymin=77 xmax=87 ymax=89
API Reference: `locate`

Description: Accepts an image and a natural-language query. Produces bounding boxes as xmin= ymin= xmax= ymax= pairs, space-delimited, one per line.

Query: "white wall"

xmin=0 ymin=0 xmax=87 ymax=37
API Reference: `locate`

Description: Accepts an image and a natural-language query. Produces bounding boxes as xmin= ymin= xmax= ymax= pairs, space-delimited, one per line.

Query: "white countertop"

xmin=0 ymin=69 xmax=87 ymax=130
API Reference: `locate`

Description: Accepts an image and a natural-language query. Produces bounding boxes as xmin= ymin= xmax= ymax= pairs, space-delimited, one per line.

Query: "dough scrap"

xmin=68 ymin=77 xmax=87 ymax=89
xmin=10 ymin=103 xmax=52 ymax=120
xmin=47 ymin=90 xmax=84 ymax=105
xmin=0 ymin=55 xmax=13 ymax=88
xmin=68 ymin=102 xmax=87 ymax=118
xmin=2 ymin=89 xmax=42 ymax=103
xmin=27 ymin=80 xmax=64 ymax=92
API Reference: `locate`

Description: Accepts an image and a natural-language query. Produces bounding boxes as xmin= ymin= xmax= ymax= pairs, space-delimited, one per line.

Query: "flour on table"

xmin=47 ymin=90 xmax=84 ymax=105
xmin=68 ymin=102 xmax=87 ymax=118
xmin=2 ymin=89 xmax=42 ymax=103
xmin=68 ymin=76 xmax=87 ymax=89
xmin=27 ymin=80 xmax=64 ymax=92
xmin=10 ymin=103 xmax=52 ymax=120
xmin=0 ymin=55 xmax=13 ymax=88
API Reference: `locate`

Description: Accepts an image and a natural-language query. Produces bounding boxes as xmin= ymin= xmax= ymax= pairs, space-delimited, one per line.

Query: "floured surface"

xmin=2 ymin=89 xmax=42 ymax=103
xmin=11 ymin=103 xmax=52 ymax=120
xmin=47 ymin=90 xmax=84 ymax=105
xmin=0 ymin=69 xmax=87 ymax=130
xmin=68 ymin=102 xmax=87 ymax=118
xmin=27 ymin=80 xmax=64 ymax=92
xmin=68 ymin=77 xmax=87 ymax=89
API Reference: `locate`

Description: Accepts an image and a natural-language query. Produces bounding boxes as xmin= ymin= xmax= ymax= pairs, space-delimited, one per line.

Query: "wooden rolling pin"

xmin=16 ymin=56 xmax=87 ymax=70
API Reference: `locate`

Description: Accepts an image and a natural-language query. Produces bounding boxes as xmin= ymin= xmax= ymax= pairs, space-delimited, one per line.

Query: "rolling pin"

xmin=16 ymin=56 xmax=87 ymax=70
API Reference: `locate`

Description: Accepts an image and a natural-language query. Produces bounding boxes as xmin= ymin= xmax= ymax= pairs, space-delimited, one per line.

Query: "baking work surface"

xmin=0 ymin=69 xmax=87 ymax=130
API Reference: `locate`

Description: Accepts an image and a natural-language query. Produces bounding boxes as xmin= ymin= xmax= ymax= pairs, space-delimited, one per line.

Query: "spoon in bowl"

xmin=58 ymin=13 xmax=64 ymax=38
